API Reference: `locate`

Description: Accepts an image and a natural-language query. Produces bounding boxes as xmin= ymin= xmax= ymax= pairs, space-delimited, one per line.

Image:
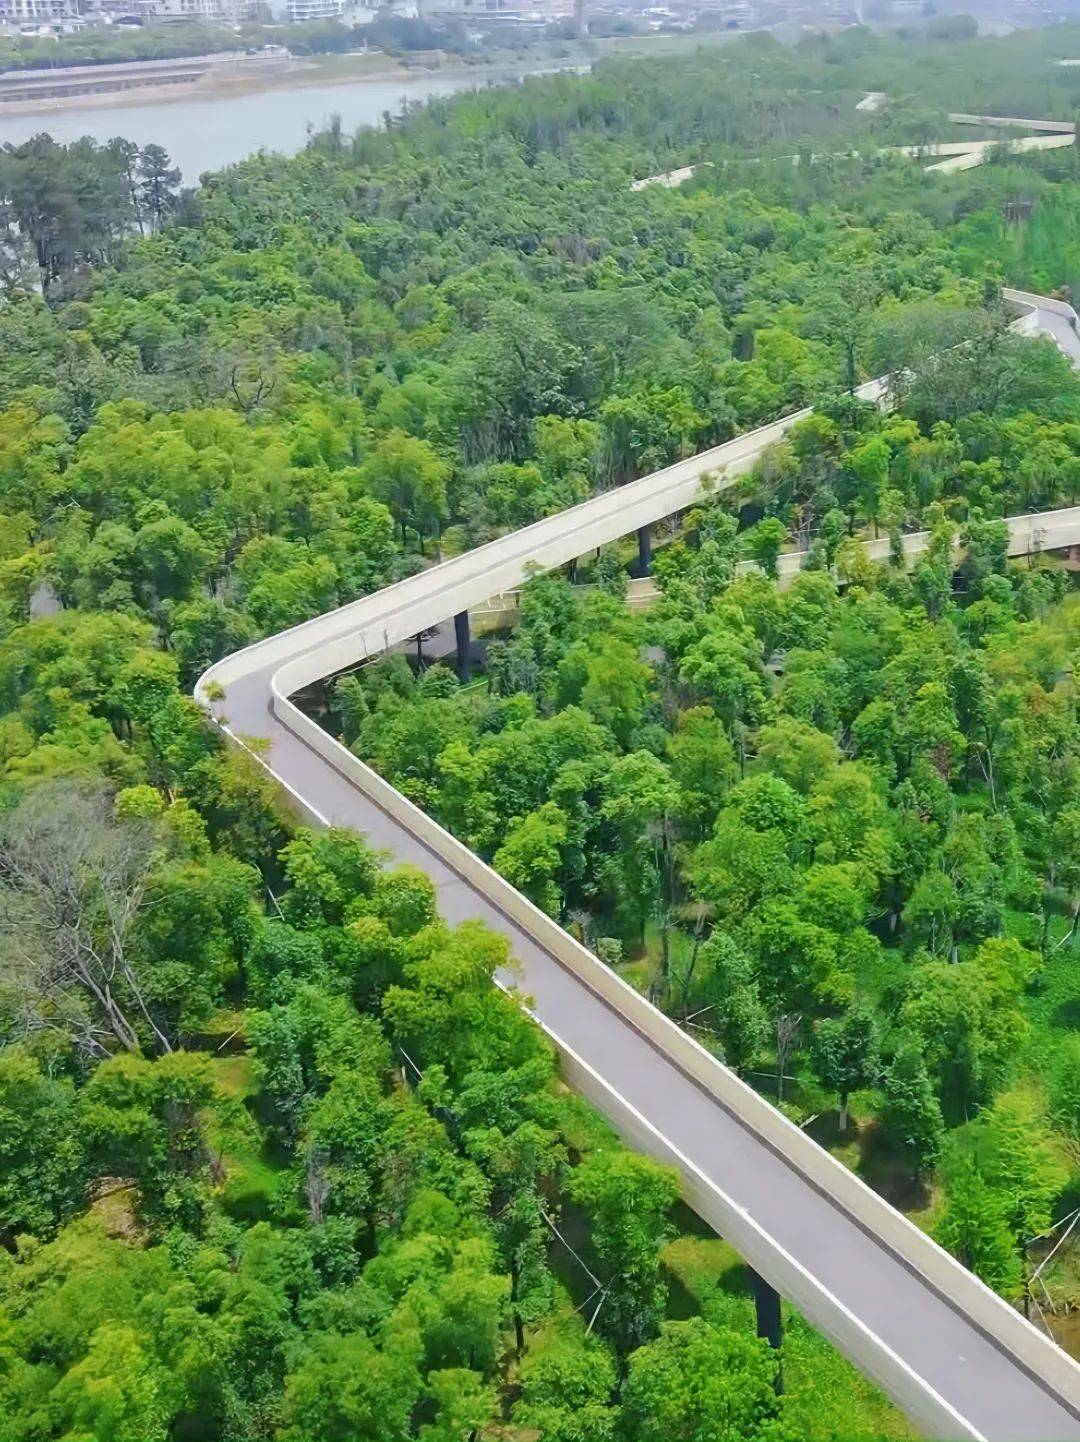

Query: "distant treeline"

xmin=0 ymin=19 xmax=357 ymax=74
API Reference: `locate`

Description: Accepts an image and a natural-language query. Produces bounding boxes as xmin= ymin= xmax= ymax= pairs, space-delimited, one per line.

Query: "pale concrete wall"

xmin=271 ymin=678 xmax=1080 ymax=1434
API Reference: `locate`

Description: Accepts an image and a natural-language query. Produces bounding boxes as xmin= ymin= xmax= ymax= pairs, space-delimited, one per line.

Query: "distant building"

xmin=214 ymin=0 xmax=250 ymax=21
xmin=91 ymin=0 xmax=157 ymax=19
xmin=285 ymin=0 xmax=342 ymax=18
xmin=129 ymin=0 xmax=260 ymax=20
xmin=0 ymin=0 xmax=80 ymax=23
xmin=144 ymin=0 xmax=216 ymax=20
xmin=693 ymin=0 xmax=753 ymax=18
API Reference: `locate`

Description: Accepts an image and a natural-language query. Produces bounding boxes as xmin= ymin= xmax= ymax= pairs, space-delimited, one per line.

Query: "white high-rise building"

xmin=0 ymin=0 xmax=80 ymax=23
xmin=146 ymin=0 xmax=216 ymax=20
xmin=286 ymin=0 xmax=342 ymax=18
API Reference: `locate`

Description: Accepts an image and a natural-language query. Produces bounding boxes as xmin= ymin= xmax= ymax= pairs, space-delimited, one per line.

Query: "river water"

xmin=0 ymin=65 xmax=551 ymax=179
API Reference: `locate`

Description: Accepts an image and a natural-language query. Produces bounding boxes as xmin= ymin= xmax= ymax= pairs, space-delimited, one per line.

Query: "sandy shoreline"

xmin=0 ymin=47 xmax=588 ymax=119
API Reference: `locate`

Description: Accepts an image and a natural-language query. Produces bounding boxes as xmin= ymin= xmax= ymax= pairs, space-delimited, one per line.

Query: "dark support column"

xmin=454 ymin=610 xmax=471 ymax=684
xmin=637 ymin=524 xmax=653 ymax=577
xmin=749 ymin=1269 xmax=784 ymax=1392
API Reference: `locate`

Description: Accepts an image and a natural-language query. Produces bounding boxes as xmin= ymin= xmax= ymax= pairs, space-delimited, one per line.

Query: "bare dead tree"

xmin=774 ymin=1013 xmax=802 ymax=1105
xmin=673 ymin=899 xmax=711 ymax=1019
xmin=305 ymin=1149 xmax=331 ymax=1225
xmin=0 ymin=783 xmax=170 ymax=1059
xmin=228 ymin=361 xmax=276 ymax=416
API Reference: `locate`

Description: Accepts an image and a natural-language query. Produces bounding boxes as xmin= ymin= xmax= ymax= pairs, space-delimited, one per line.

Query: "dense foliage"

xmin=345 ymin=476 xmax=1078 ymax=1200
xmin=7 ymin=44 xmax=1080 ymax=671
xmin=1 ymin=25 xmax=1080 ymax=1439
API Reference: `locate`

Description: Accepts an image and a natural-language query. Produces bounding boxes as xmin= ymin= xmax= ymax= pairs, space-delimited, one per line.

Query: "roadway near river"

xmin=199 ymin=291 xmax=1080 ymax=1441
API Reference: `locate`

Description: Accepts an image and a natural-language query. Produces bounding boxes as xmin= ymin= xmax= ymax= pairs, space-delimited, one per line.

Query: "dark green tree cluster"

xmin=0 ymin=136 xmax=181 ymax=295
xmin=0 ymin=800 xmax=804 ymax=1441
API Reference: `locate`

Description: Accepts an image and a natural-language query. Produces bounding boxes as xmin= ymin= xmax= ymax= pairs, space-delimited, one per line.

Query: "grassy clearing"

xmin=207 ymin=1053 xmax=285 ymax=1223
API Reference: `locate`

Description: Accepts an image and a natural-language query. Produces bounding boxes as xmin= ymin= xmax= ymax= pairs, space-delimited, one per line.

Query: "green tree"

xmin=568 ymin=1150 xmax=679 ymax=1353
xmin=847 ymin=434 xmax=890 ymax=536
xmin=282 ymin=1329 xmax=423 ymax=1442
xmin=968 ymin=1091 xmax=1067 ymax=1247
xmin=937 ymin=1157 xmax=1023 ymax=1299
xmin=812 ymin=268 xmax=880 ymax=393
xmin=359 ymin=431 xmax=450 ymax=549
xmin=691 ymin=932 xmax=768 ymax=1074
xmin=1047 ymin=1035 xmax=1080 ymax=1137
xmin=137 ymin=143 xmax=181 ymax=231
xmin=512 ymin=1322 xmax=617 ymax=1442
xmin=421 ymin=1368 xmax=498 ymax=1442
xmin=879 ymin=1042 xmax=943 ymax=1175
xmin=556 ymin=637 xmax=652 ymax=747
xmin=810 ymin=1003 xmax=878 ymax=1131
xmin=678 ymin=622 xmax=769 ymax=739
xmin=900 ymin=950 xmax=1026 ymax=1119
xmin=494 ymin=802 xmax=569 ymax=917
xmin=601 ymin=750 xmax=681 ymax=984
xmin=279 ymin=826 xmax=379 ymax=928
xmin=82 ymin=1050 xmax=220 ymax=1231
xmin=620 ymin=1317 xmax=784 ymax=1442
xmin=53 ymin=1322 xmax=175 ymax=1442
xmin=744 ymin=516 xmax=788 ymax=580
xmin=0 ymin=1049 xmax=86 ymax=1240
xmin=667 ymin=705 xmax=737 ymax=836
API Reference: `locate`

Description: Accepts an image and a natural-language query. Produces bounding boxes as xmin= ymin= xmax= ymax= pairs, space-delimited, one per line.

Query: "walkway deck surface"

xmin=201 ymin=291 xmax=1080 ymax=1440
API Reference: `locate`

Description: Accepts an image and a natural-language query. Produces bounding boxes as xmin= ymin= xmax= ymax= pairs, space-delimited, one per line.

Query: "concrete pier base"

xmin=750 ymin=1268 xmax=784 ymax=1392
xmin=454 ymin=610 xmax=471 ymax=683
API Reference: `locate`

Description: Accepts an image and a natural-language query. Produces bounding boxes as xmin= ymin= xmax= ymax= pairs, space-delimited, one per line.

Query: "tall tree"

xmin=879 ymin=1042 xmax=943 ymax=1175
xmin=137 ymin=144 xmax=181 ymax=232
xmin=810 ymin=1002 xmax=879 ymax=1132
xmin=620 ymin=1318 xmax=785 ymax=1442
xmin=568 ymin=1150 xmax=679 ymax=1353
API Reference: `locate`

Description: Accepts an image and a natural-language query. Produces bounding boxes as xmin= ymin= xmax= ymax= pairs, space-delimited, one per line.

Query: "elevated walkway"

xmin=198 ymin=291 xmax=1080 ymax=1440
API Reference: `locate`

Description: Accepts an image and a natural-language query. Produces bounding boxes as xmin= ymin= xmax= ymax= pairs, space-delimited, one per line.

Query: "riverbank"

xmin=0 ymin=49 xmax=406 ymax=117
xmin=0 ymin=30 xmax=741 ymax=121
xmin=0 ymin=30 xmax=752 ymax=177
xmin=0 ymin=50 xmax=298 ymax=107
xmin=0 ymin=57 xmax=585 ymax=176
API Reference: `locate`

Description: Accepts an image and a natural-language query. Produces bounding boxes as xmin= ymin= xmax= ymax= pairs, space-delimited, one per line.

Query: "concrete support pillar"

xmin=749 ymin=1269 xmax=783 ymax=1392
xmin=637 ymin=524 xmax=653 ymax=577
xmin=454 ymin=610 xmax=471 ymax=684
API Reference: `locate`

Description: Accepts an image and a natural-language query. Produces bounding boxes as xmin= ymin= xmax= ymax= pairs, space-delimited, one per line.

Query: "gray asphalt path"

xmin=222 ymin=666 xmax=1080 ymax=1442
xmin=1034 ymin=309 xmax=1080 ymax=364
xmin=201 ymin=294 xmax=1080 ymax=1440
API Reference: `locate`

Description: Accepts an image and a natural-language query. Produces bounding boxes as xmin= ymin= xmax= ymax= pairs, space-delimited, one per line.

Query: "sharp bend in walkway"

xmin=198 ymin=291 xmax=1080 ymax=1442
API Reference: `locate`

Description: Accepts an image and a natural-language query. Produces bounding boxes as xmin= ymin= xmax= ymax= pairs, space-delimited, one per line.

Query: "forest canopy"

xmin=0 ymin=25 xmax=1079 ymax=1441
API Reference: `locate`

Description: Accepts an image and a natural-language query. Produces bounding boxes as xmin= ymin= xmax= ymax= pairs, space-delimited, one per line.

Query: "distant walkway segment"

xmin=948 ymin=112 xmax=1075 ymax=133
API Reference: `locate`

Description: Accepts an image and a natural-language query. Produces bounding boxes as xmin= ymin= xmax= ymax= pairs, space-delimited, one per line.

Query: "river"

xmin=0 ymin=64 xmax=561 ymax=179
